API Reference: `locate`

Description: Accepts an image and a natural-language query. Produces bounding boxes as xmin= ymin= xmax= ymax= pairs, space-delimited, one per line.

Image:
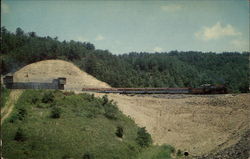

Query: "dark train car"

xmin=190 ymin=84 xmax=227 ymax=94
xmin=190 ymin=88 xmax=204 ymax=94
xmin=211 ymin=84 xmax=227 ymax=94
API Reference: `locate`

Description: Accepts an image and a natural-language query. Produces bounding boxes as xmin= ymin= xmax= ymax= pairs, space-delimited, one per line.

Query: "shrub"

xmin=18 ymin=107 xmax=27 ymax=120
xmin=104 ymin=103 xmax=118 ymax=120
xmin=30 ymin=96 xmax=39 ymax=104
xmin=177 ymin=149 xmax=182 ymax=156
xmin=102 ymin=95 xmax=109 ymax=106
xmin=9 ymin=107 xmax=27 ymax=123
xmin=87 ymin=94 xmax=95 ymax=102
xmin=9 ymin=113 xmax=19 ymax=123
xmin=169 ymin=145 xmax=175 ymax=154
xmin=83 ymin=93 xmax=95 ymax=102
xmin=136 ymin=127 xmax=152 ymax=148
xmin=115 ymin=126 xmax=124 ymax=138
xmin=51 ymin=107 xmax=62 ymax=118
xmin=42 ymin=92 xmax=54 ymax=103
xmin=91 ymin=94 xmax=95 ymax=100
xmin=14 ymin=128 xmax=26 ymax=142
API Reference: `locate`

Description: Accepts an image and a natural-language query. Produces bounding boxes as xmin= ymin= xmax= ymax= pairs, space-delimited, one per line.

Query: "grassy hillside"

xmin=2 ymin=90 xmax=177 ymax=159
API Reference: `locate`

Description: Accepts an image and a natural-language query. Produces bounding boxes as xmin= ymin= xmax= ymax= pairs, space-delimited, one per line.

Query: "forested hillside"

xmin=1 ymin=27 xmax=249 ymax=92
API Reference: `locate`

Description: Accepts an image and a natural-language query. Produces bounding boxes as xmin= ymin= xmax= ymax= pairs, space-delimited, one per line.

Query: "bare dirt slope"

xmin=13 ymin=60 xmax=110 ymax=90
xmin=93 ymin=93 xmax=250 ymax=156
xmin=1 ymin=90 xmax=23 ymax=125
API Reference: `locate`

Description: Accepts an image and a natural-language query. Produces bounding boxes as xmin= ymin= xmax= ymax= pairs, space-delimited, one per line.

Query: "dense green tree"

xmin=15 ymin=27 xmax=24 ymax=36
xmin=1 ymin=27 xmax=249 ymax=93
xmin=28 ymin=32 xmax=36 ymax=37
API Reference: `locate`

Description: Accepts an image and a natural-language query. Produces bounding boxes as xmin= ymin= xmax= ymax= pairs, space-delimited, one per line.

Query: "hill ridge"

xmin=13 ymin=59 xmax=111 ymax=90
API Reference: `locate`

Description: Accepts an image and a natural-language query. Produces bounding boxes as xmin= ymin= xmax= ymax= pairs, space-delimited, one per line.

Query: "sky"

xmin=1 ymin=0 xmax=249 ymax=54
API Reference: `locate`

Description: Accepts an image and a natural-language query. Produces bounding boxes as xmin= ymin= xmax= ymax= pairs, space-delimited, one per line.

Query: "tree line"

xmin=1 ymin=27 xmax=249 ymax=92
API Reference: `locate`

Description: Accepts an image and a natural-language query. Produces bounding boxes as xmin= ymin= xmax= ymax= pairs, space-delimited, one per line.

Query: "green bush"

xmin=9 ymin=107 xmax=27 ymax=122
xmin=9 ymin=113 xmax=19 ymax=123
xmin=18 ymin=107 xmax=27 ymax=120
xmin=30 ymin=95 xmax=39 ymax=104
xmin=168 ymin=145 xmax=175 ymax=154
xmin=51 ymin=107 xmax=62 ymax=118
xmin=102 ymin=95 xmax=109 ymax=106
xmin=136 ymin=127 xmax=152 ymax=148
xmin=115 ymin=126 xmax=124 ymax=138
xmin=176 ymin=149 xmax=182 ymax=156
xmin=83 ymin=93 xmax=95 ymax=102
xmin=42 ymin=92 xmax=54 ymax=103
xmin=104 ymin=103 xmax=118 ymax=120
xmin=101 ymin=95 xmax=119 ymax=119
xmin=14 ymin=128 xmax=26 ymax=142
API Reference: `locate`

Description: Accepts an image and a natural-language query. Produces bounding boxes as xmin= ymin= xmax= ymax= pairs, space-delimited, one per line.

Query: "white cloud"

xmin=1 ymin=1 xmax=10 ymax=14
xmin=161 ymin=4 xmax=181 ymax=12
xmin=195 ymin=22 xmax=241 ymax=41
xmin=153 ymin=47 xmax=163 ymax=52
xmin=76 ymin=36 xmax=88 ymax=42
xmin=95 ymin=34 xmax=105 ymax=41
xmin=230 ymin=39 xmax=249 ymax=51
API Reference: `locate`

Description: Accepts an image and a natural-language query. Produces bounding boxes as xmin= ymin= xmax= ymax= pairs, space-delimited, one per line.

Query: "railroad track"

xmin=82 ymin=85 xmax=227 ymax=94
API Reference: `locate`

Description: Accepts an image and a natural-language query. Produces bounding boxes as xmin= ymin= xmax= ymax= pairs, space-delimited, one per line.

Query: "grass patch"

xmin=138 ymin=144 xmax=175 ymax=159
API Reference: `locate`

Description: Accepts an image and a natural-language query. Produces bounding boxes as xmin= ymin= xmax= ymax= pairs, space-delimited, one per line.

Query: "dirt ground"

xmin=93 ymin=93 xmax=250 ymax=156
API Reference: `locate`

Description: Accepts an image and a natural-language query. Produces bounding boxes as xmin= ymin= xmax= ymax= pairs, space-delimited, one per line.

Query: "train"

xmin=82 ymin=84 xmax=227 ymax=94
